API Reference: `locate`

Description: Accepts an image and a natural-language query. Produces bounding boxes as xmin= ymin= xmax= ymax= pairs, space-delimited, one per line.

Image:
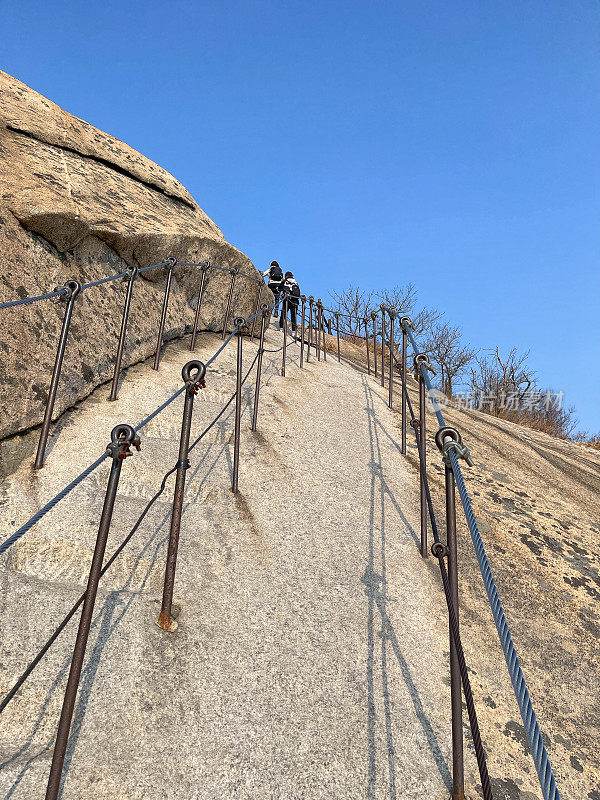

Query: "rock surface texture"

xmin=0 ymin=325 xmax=598 ymax=799
xmin=0 ymin=70 xmax=267 ymax=441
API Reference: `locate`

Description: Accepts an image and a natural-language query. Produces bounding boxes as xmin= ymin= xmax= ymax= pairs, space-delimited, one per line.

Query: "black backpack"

xmin=269 ymin=265 xmax=283 ymax=282
xmin=290 ymin=282 xmax=300 ymax=299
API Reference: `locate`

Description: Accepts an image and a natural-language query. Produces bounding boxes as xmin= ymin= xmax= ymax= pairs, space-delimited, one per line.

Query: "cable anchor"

xmin=435 ymin=426 xmax=474 ymax=467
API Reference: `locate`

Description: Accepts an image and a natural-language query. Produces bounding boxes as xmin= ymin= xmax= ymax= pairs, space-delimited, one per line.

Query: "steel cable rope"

xmin=0 ymin=348 xmax=262 ymax=714
xmin=387 ymin=345 xmax=492 ymax=798
xmin=0 ymin=301 xmax=279 ymax=556
xmin=0 ymin=261 xmax=172 ymax=310
xmin=401 ymin=327 xmax=561 ymax=800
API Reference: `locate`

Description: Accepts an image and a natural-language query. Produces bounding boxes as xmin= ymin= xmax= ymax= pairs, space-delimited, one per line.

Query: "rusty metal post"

xmin=190 ymin=262 xmax=209 ymax=351
xmin=251 ymin=305 xmax=268 ymax=431
xmin=388 ymin=309 xmax=395 ymax=408
xmin=418 ymin=368 xmax=428 ymax=558
xmin=308 ymin=296 xmax=314 ymax=362
xmin=231 ymin=317 xmax=244 ymax=493
xmin=319 ymin=300 xmax=327 ymax=361
xmin=380 ymin=304 xmax=386 ymax=388
xmin=44 ymin=425 xmax=140 ymax=800
xmin=222 ymin=267 xmax=239 ymax=339
xmin=34 ymin=279 xmax=82 ymax=470
xmin=281 ymin=296 xmax=288 ymax=377
xmin=109 ymin=266 xmax=138 ymax=401
xmin=153 ymin=257 xmax=176 ymax=371
xmin=335 ymin=312 xmax=341 ymax=362
xmin=401 ymin=322 xmax=408 ymax=454
xmin=316 ymin=300 xmax=322 ymax=361
xmin=299 ymin=295 xmax=306 ymax=368
xmin=250 ymin=281 xmax=262 ymax=342
xmin=371 ymin=311 xmax=378 ymax=378
xmin=445 ymin=455 xmax=465 ymax=799
xmin=364 ymin=317 xmax=371 ymax=376
xmin=157 ymin=361 xmax=206 ymax=632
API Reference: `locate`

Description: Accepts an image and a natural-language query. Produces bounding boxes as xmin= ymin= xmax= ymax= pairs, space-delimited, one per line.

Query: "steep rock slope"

xmin=0 ymin=71 xmax=266 ymax=440
xmin=0 ymin=328 xmax=598 ymax=799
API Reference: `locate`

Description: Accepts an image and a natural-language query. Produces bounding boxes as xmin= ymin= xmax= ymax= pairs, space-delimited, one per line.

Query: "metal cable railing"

xmin=0 ymin=302 xmax=279 ymax=557
xmin=400 ymin=316 xmax=561 ymax=800
xmin=0 ymin=282 xmax=567 ymax=800
xmin=2 ymin=293 xmax=309 ymax=800
xmin=0 ymin=346 xmax=263 ymax=715
xmin=319 ymin=300 xmax=563 ymax=800
xmin=0 ymin=257 xmax=271 ymax=471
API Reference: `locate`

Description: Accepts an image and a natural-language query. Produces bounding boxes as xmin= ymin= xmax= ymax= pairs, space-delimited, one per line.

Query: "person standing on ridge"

xmin=262 ymin=261 xmax=284 ymax=317
xmin=279 ymin=271 xmax=300 ymax=333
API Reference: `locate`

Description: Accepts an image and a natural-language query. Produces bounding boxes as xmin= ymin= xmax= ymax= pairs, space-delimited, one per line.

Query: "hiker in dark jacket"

xmin=279 ymin=271 xmax=300 ymax=332
xmin=262 ymin=261 xmax=284 ymax=316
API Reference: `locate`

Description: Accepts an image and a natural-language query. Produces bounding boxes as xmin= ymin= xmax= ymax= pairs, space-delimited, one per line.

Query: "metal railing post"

xmin=316 ymin=300 xmax=322 ymax=361
xmin=34 ymin=279 xmax=82 ymax=469
xmin=400 ymin=318 xmax=410 ymax=455
xmin=299 ymin=295 xmax=306 ymax=367
xmin=371 ymin=311 xmax=378 ymax=378
xmin=222 ymin=267 xmax=239 ymax=339
xmin=446 ymin=454 xmax=465 ymax=798
xmin=364 ymin=317 xmax=371 ymax=376
xmin=335 ymin=312 xmax=341 ymax=362
xmin=434 ymin=427 xmax=467 ymax=799
xmin=380 ymin=304 xmax=386 ymax=388
xmin=281 ymin=296 xmax=288 ymax=377
xmin=319 ymin=300 xmax=327 ymax=361
xmin=44 ymin=425 xmax=140 ymax=800
xmin=307 ymin=296 xmax=314 ymax=361
xmin=190 ymin=262 xmax=209 ymax=351
xmin=231 ymin=317 xmax=244 ymax=493
xmin=413 ymin=352 xmax=435 ymax=558
xmin=153 ymin=257 xmax=176 ymax=371
xmin=109 ymin=266 xmax=138 ymax=401
xmin=251 ymin=305 xmax=268 ymax=431
xmin=388 ymin=308 xmax=395 ymax=408
xmin=157 ymin=361 xmax=206 ymax=632
xmin=250 ymin=282 xmax=262 ymax=342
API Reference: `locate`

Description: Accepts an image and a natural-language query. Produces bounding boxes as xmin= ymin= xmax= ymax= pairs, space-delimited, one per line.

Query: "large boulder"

xmin=0 ymin=70 xmax=268 ymax=441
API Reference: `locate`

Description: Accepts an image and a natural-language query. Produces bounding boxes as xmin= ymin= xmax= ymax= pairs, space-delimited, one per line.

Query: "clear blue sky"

xmin=2 ymin=1 xmax=598 ymax=431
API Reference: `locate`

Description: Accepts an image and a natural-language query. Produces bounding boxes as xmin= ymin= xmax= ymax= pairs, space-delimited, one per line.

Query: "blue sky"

xmin=2 ymin=1 xmax=598 ymax=431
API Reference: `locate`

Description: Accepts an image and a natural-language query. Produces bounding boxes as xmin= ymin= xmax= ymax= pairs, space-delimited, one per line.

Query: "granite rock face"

xmin=0 ymin=70 xmax=268 ymax=440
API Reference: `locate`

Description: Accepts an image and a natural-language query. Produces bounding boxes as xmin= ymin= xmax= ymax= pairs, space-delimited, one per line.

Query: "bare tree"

xmin=327 ymin=285 xmax=375 ymax=337
xmin=424 ymin=322 xmax=477 ymax=397
xmin=470 ymin=347 xmax=535 ymax=416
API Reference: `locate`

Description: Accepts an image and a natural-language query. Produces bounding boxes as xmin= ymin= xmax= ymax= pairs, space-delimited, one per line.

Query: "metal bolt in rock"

xmin=34 ymin=279 xmax=82 ymax=469
xmin=109 ymin=266 xmax=138 ymax=401
xmin=190 ymin=262 xmax=210 ymax=351
xmin=44 ymin=425 xmax=140 ymax=800
xmin=222 ymin=267 xmax=239 ymax=339
xmin=153 ymin=257 xmax=177 ymax=371
xmin=157 ymin=361 xmax=206 ymax=632
xmin=251 ymin=305 xmax=269 ymax=431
